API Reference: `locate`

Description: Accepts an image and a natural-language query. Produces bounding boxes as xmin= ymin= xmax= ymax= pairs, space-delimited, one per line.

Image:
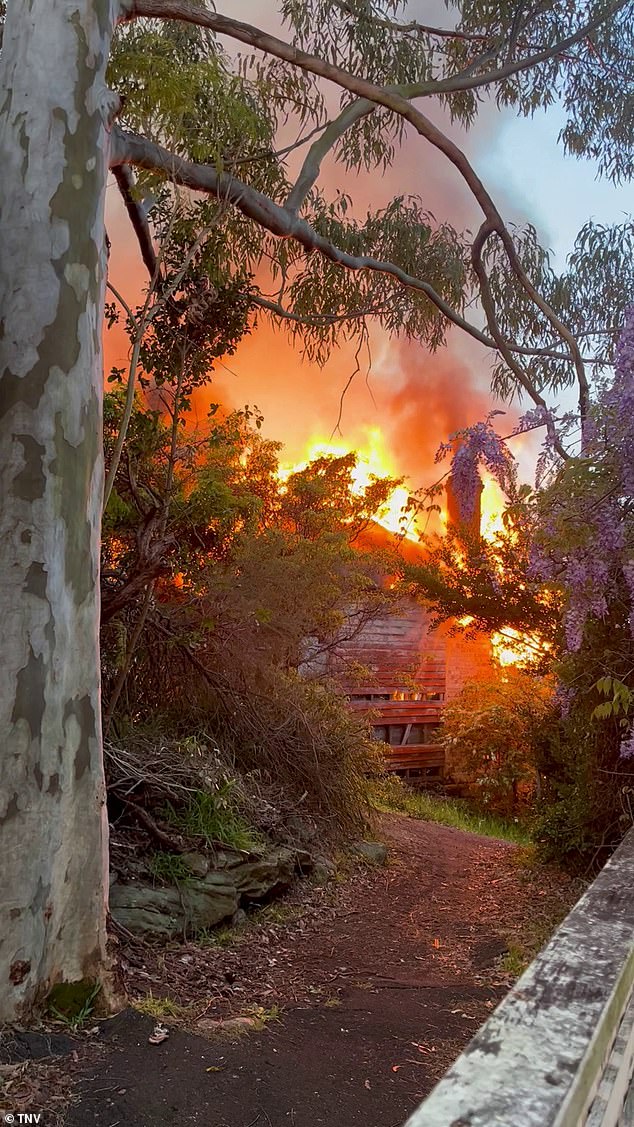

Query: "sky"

xmin=106 ymin=6 xmax=632 ymax=502
xmin=478 ymin=108 xmax=632 ymax=270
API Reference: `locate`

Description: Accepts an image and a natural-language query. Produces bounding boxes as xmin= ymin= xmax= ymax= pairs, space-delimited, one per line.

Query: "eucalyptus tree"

xmin=0 ymin=0 xmax=631 ymax=1017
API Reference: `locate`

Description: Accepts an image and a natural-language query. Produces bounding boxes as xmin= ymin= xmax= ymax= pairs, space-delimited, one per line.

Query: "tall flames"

xmin=281 ymin=428 xmax=532 ymax=668
xmin=280 ymin=426 xmax=510 ymax=546
xmin=102 ymin=86 xmax=531 ymax=669
xmin=279 ymin=426 xmax=418 ymax=540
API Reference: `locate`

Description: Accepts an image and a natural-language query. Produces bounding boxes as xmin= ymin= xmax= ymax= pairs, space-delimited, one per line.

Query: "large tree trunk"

xmin=0 ymin=0 xmax=119 ymax=1020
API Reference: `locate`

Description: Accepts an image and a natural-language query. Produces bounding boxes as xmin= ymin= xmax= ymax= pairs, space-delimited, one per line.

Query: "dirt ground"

xmin=5 ymin=814 xmax=583 ymax=1127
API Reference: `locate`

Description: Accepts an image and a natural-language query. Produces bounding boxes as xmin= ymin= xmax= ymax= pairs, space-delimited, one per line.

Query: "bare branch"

xmin=252 ymin=294 xmax=388 ymax=327
xmin=103 ymin=582 xmax=155 ymax=732
xmin=103 ymin=211 xmax=212 ymax=511
xmin=106 ymin=281 xmax=139 ymax=327
xmin=228 ymin=119 xmax=330 ymax=173
xmin=113 ymin=164 xmax=159 ymax=279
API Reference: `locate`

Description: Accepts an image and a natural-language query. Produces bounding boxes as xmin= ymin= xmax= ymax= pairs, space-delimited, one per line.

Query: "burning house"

xmin=312 ymin=476 xmax=492 ymax=782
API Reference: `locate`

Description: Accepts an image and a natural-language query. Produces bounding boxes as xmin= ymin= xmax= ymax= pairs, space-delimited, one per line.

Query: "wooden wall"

xmin=323 ymin=595 xmax=493 ymax=777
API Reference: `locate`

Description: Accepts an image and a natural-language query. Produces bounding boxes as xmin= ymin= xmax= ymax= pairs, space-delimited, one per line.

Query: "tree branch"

xmin=286 ymin=96 xmax=377 ymax=214
xmin=330 ymin=4 xmax=493 ymax=44
xmin=126 ymin=1 xmax=626 ymax=102
xmin=252 ymin=294 xmax=388 ymax=327
xmin=123 ymin=1 xmax=607 ymax=407
xmin=104 ymin=581 xmax=155 ymax=732
xmin=112 ymin=127 xmax=585 ymax=375
xmin=111 ymin=125 xmax=499 ymax=352
xmin=471 ymin=222 xmax=569 ymax=460
xmin=112 ymin=164 xmax=159 ymax=279
xmin=472 ymin=223 xmax=548 ymax=410
xmin=103 ymin=215 xmax=212 ymax=512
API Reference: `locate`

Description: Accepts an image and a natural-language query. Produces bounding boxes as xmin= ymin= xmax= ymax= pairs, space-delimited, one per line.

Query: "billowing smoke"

xmin=104 ymin=5 xmax=526 ymax=495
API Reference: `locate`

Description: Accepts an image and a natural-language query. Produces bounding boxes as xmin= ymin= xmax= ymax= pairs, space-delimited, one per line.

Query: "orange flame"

xmin=479 ymin=472 xmax=507 ymax=541
xmin=279 ymin=426 xmax=418 ymax=540
xmin=492 ymin=628 xmax=548 ymax=668
xmin=281 ymin=425 xmax=538 ymax=667
xmin=281 ymin=428 xmax=516 ymax=547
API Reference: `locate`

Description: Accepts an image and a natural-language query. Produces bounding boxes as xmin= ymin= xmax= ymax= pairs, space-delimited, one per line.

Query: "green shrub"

xmin=163 ymin=784 xmax=265 ymax=852
xmin=441 ymin=670 xmax=554 ymax=816
xmin=532 ymin=711 xmax=631 ymax=867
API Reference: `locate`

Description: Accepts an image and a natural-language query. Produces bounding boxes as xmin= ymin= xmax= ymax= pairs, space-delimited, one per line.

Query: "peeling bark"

xmin=0 ymin=0 xmax=119 ymax=1019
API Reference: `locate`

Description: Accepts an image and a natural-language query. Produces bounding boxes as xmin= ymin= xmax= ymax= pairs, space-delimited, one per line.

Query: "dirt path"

xmin=60 ymin=815 xmax=580 ymax=1127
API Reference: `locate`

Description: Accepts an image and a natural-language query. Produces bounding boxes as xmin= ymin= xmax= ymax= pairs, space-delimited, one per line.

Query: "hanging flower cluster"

xmin=435 ymin=414 xmax=516 ymax=522
xmin=525 ymin=307 xmax=634 ymax=756
xmin=530 ymin=306 xmax=634 ymax=655
xmin=435 ymin=309 xmax=634 ymax=757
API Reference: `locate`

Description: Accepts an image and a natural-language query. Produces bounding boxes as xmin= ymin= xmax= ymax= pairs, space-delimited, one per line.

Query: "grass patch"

xmin=369 ymin=776 xmax=533 ymax=845
xmin=148 ymin=851 xmax=196 ymax=886
xmin=246 ymin=1004 xmax=280 ymax=1031
xmin=196 ymin=923 xmax=247 ymax=948
xmin=254 ymin=902 xmax=305 ymax=926
xmin=47 ymin=981 xmax=101 ymax=1031
xmin=163 ymin=785 xmax=265 ymax=853
xmin=133 ymin=992 xmax=190 ymax=1020
xmin=500 ymin=942 xmax=530 ymax=978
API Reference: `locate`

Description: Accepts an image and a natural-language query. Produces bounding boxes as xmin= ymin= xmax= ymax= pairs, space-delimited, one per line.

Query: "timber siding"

xmin=325 ymin=597 xmax=492 ymax=777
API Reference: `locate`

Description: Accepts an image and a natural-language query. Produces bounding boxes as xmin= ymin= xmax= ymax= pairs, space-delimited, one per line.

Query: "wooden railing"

xmin=405 ymin=828 xmax=634 ymax=1127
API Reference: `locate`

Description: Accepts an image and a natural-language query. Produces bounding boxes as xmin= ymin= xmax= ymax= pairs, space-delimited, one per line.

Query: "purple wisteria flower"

xmin=622 ymin=560 xmax=634 ymax=637
xmin=555 ymin=683 xmax=575 ymax=719
xmin=436 ymin=416 xmax=515 ymax=522
xmin=531 ymin=305 xmax=634 ymax=651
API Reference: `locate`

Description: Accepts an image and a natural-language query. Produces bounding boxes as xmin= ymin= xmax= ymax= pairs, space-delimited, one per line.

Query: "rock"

xmin=109 ymin=882 xmax=180 ymax=937
xmin=312 ymin=854 xmax=336 ymax=885
xmin=185 ymin=874 xmax=240 ymax=928
xmin=213 ymin=847 xmax=253 ymax=870
xmin=313 ymin=853 xmax=336 ymax=874
xmin=109 ymin=876 xmax=238 ymax=938
xmin=110 ymin=845 xmax=315 ymax=938
xmin=232 ymin=848 xmax=296 ymax=902
xmin=181 ymin=851 xmax=209 ymax=878
xmin=352 ymin=840 xmax=388 ymax=866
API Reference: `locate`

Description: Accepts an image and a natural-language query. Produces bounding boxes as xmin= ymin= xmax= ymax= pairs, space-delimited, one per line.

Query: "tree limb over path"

xmin=119 ymin=0 xmax=628 ymax=414
xmin=111 ymin=125 xmax=578 ymax=414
